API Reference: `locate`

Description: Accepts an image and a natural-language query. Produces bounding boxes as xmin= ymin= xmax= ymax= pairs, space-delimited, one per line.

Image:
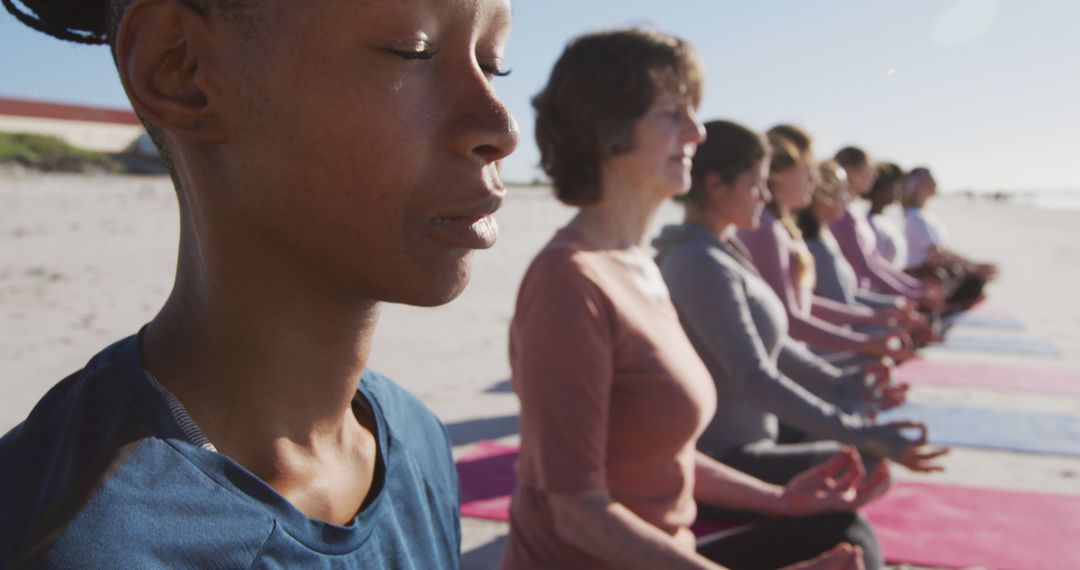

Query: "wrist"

xmin=768 ymin=484 xmax=792 ymax=516
xmin=840 ymin=370 xmax=873 ymax=400
xmin=862 ymin=425 xmax=909 ymax=460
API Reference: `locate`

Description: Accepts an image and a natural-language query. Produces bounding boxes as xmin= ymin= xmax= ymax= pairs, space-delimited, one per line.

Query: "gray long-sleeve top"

xmin=807 ymin=228 xmax=902 ymax=310
xmin=653 ymin=223 xmax=908 ymax=459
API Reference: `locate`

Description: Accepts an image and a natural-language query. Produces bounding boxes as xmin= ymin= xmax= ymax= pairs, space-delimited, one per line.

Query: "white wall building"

xmin=0 ymin=96 xmax=145 ymax=153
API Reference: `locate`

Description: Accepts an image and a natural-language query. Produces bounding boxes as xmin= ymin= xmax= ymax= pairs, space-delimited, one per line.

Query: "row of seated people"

xmin=0 ymin=2 xmax=998 ymax=567
xmin=502 ymin=28 xmax=995 ymax=570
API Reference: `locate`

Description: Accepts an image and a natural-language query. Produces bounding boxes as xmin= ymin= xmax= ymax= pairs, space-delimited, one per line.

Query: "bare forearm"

xmin=693 ymin=452 xmax=787 ymax=515
xmin=551 ymin=491 xmax=721 ymax=570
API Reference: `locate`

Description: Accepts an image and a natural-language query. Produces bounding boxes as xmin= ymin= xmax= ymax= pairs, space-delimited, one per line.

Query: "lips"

xmin=672 ymin=144 xmax=697 ymax=163
xmin=428 ymin=191 xmax=504 ymax=249
xmin=430 ymin=214 xmax=499 ymax=249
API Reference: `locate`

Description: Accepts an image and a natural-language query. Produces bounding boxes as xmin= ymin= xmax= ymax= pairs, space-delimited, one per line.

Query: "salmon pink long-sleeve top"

xmin=502 ymin=227 xmax=716 ymax=570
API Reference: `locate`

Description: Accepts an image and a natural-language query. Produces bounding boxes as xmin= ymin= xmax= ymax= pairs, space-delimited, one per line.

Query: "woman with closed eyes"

xmin=1 ymin=0 xmax=517 ymax=567
xmin=505 ymin=29 xmax=884 ymax=570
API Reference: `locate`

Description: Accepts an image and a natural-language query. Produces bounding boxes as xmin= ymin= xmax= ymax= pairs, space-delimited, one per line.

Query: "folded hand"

xmin=888 ymin=421 xmax=951 ymax=472
xmin=782 ymin=448 xmax=892 ymax=516
xmin=781 ymin=543 xmax=864 ymax=570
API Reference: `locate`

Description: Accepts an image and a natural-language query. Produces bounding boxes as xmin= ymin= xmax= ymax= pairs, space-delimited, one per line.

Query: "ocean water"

xmin=950 ymin=191 xmax=1080 ymax=212
xmin=1014 ymin=192 xmax=1080 ymax=212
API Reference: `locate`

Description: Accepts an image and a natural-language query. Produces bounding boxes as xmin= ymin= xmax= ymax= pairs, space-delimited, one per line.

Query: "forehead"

xmin=272 ymin=0 xmax=510 ymax=26
xmin=648 ymin=66 xmax=701 ymax=108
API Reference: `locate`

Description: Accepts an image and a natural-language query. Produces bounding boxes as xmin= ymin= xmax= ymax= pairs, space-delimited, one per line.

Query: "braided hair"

xmin=2 ymin=0 xmax=110 ymax=44
xmin=6 ymin=0 xmax=249 ymax=187
xmin=3 ymin=0 xmax=241 ymax=48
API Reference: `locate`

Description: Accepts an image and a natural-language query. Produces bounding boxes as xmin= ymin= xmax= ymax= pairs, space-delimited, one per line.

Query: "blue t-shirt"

xmin=0 ymin=334 xmax=461 ymax=568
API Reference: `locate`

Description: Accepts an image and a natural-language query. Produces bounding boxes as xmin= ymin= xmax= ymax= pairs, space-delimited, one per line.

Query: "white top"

xmin=850 ymin=201 xmax=878 ymax=254
xmin=870 ymin=213 xmax=907 ymax=269
xmin=904 ymin=206 xmax=947 ymax=269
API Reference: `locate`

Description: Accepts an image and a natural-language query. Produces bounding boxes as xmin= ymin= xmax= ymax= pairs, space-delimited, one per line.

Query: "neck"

xmin=142 ymin=214 xmax=378 ymax=472
xmin=684 ymin=207 xmax=734 ymax=241
xmin=569 ymin=170 xmax=668 ymax=249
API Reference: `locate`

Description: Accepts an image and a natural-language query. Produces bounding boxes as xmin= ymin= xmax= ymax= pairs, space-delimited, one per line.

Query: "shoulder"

xmin=905 ymin=208 xmax=931 ymax=228
xmin=3 ymin=337 xmax=138 ymax=444
xmin=737 ymin=218 xmax=780 ymax=251
xmin=26 ymin=439 xmax=273 ymax=569
xmin=523 ymin=234 xmax=606 ymax=289
xmin=0 ymin=337 xmax=147 ymax=563
xmin=661 ymin=239 xmax=742 ymax=288
xmin=515 ymin=235 xmax=615 ymax=317
xmin=807 ymin=237 xmax=835 ymax=262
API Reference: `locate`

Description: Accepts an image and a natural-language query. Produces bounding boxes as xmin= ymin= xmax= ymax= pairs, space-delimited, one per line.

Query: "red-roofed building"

xmin=0 ymin=96 xmax=146 ymax=153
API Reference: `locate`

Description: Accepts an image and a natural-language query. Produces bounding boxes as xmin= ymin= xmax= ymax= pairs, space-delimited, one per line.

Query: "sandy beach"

xmin=2 ymin=172 xmax=1078 ymax=568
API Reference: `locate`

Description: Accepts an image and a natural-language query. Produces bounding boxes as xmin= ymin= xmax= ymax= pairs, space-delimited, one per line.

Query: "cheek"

xmin=640 ymin=124 xmax=677 ymax=162
xmin=776 ymin=182 xmax=798 ymax=203
xmin=236 ymin=96 xmax=435 ymax=279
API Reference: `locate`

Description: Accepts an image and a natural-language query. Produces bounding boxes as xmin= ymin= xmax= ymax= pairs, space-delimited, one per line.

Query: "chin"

xmin=385 ymin=259 xmax=472 ymax=307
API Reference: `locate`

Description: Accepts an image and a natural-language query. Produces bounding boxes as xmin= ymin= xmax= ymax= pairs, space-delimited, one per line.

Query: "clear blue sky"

xmin=2 ymin=0 xmax=1077 ymax=192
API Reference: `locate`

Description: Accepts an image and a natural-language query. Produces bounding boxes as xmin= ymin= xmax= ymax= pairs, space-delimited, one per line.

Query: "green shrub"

xmin=0 ymin=131 xmax=125 ymax=173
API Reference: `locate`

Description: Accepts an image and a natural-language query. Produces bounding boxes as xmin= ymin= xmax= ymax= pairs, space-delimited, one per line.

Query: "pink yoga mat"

xmin=866 ymin=482 xmax=1080 ymax=570
xmin=457 ymin=442 xmax=1080 ymax=568
xmin=456 ymin=441 xmax=742 ymax=536
xmin=897 ymin=359 xmax=1080 ymax=396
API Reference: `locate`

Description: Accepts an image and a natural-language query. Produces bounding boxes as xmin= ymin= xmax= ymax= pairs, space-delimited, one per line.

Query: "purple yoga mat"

xmin=456 ymin=440 xmax=516 ymax=521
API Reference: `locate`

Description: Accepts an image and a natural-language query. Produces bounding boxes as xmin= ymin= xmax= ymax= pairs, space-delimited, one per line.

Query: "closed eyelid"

xmin=480 ymin=63 xmax=512 ymax=77
xmin=380 ymin=33 xmax=439 ymax=57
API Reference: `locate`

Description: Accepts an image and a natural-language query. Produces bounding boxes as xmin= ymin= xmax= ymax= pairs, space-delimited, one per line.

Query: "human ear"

xmin=116 ymin=0 xmax=224 ymax=143
xmin=703 ymin=171 xmax=728 ymax=195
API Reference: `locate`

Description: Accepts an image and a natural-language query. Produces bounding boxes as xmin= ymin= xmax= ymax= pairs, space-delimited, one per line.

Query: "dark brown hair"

xmin=902 ymin=166 xmax=933 ymax=207
xmin=767 ymin=124 xmax=813 ymax=156
xmin=868 ymin=161 xmax=903 ymax=208
xmin=763 ymin=134 xmax=807 ymax=233
xmin=681 ymin=120 xmax=766 ymax=209
xmin=767 ymin=134 xmax=802 ymax=176
xmin=834 ymin=146 xmax=870 ymax=169
xmin=533 ymin=28 xmax=704 ymax=206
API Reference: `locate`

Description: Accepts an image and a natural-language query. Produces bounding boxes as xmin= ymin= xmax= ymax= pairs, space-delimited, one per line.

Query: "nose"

xmin=451 ymin=70 xmax=520 ymax=165
xmin=757 ymin=182 xmax=772 ymax=204
xmin=683 ymin=108 xmax=707 ymax=145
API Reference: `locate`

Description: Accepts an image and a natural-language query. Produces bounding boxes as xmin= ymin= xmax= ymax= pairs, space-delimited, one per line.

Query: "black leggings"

xmin=697 ymin=511 xmax=882 ymax=570
xmin=907 ymin=263 xmax=986 ymax=312
xmin=695 ymin=441 xmax=885 ymax=569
